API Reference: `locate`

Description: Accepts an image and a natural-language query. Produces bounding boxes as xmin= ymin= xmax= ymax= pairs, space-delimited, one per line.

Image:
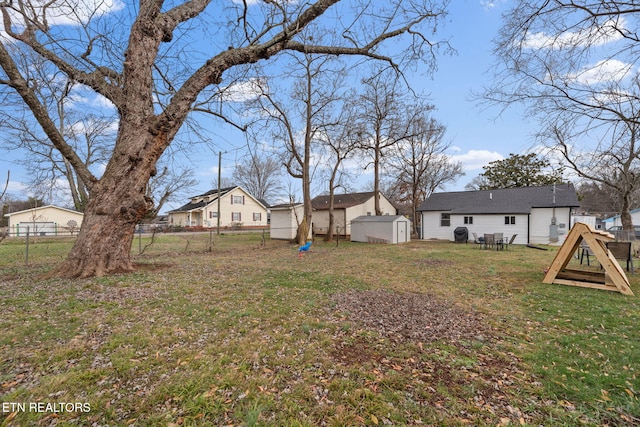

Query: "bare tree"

xmin=318 ymin=97 xmax=361 ymax=242
xmin=248 ymin=50 xmax=348 ymax=244
xmin=487 ymin=1 xmax=640 ymax=236
xmin=0 ymin=170 xmax=8 ymax=202
xmin=464 ymin=174 xmax=490 ymax=191
xmin=231 ymin=152 xmax=284 ymax=204
xmin=145 ymin=166 xmax=198 ymax=220
xmin=355 ymin=69 xmax=420 ymax=215
xmin=385 ymin=107 xmax=462 ymax=235
xmin=0 ymin=0 xmax=449 ymax=277
xmin=0 ymin=47 xmax=114 ymax=211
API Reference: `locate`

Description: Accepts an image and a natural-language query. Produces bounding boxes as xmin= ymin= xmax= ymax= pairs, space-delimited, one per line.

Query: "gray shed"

xmin=350 ymin=215 xmax=411 ymax=244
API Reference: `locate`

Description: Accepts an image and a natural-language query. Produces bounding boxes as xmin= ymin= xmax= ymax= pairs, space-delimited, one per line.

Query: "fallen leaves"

xmin=331 ymin=290 xmax=489 ymax=344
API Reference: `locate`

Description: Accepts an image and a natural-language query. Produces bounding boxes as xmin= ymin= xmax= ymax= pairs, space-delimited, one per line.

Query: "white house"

xmin=270 ymin=203 xmax=305 ymax=240
xmin=350 ymin=215 xmax=411 ymax=244
xmin=168 ymin=186 xmax=268 ymax=229
xmin=4 ymin=205 xmax=84 ymax=236
xmin=311 ymin=191 xmax=397 ymax=237
xmin=602 ymin=208 xmax=640 ymax=229
xmin=417 ymin=184 xmax=580 ymax=246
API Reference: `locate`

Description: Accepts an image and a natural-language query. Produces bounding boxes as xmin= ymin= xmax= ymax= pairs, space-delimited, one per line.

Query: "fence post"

xmin=209 ymin=229 xmax=213 ymax=252
xmin=25 ymin=226 xmax=30 ymax=266
xmin=138 ymin=227 xmax=142 ymax=254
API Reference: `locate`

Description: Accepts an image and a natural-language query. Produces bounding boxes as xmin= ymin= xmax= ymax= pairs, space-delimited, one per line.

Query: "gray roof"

xmin=312 ymin=192 xmax=376 ymax=210
xmin=169 ymin=186 xmax=237 ymax=213
xmin=417 ymin=183 xmax=580 ymax=214
xmin=351 ymin=215 xmax=409 ymax=223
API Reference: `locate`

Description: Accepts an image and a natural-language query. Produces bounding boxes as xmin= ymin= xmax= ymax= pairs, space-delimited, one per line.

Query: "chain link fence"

xmin=0 ymin=226 xmax=287 ymax=272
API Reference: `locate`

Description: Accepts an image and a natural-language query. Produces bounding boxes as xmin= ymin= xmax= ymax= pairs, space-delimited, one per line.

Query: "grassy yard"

xmin=1 ymin=235 xmax=638 ymax=426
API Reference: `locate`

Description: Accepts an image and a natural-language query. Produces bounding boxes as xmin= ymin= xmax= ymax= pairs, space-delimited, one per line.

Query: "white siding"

xmin=529 ymin=207 xmax=572 ymax=246
xmin=422 ymin=212 xmax=528 ymax=244
xmin=6 ymin=206 xmax=83 ymax=236
xmin=312 ymin=194 xmax=396 ymax=235
xmin=169 ymin=187 xmax=268 ymax=228
xmin=571 ymin=215 xmax=597 ymax=229
xmin=343 ymin=197 xmax=395 ymax=234
xmin=351 ymin=216 xmax=411 ymax=244
xmin=312 ymin=210 xmax=339 ymax=235
xmin=604 ymin=210 xmax=640 ymax=228
xmin=421 ymin=211 xmax=453 ymax=240
xmin=202 ymin=188 xmax=267 ymax=228
xmin=169 ymin=211 xmax=191 ymax=227
xmin=270 ymin=206 xmax=304 ymax=240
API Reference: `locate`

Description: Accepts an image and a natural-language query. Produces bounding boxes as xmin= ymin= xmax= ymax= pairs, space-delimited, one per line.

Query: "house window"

xmin=231 ymin=195 xmax=244 ymax=205
xmin=505 ymin=216 xmax=516 ymax=225
xmin=253 ymin=212 xmax=261 ymax=221
xmin=440 ymin=213 xmax=450 ymax=227
xmin=232 ymin=212 xmax=241 ymax=222
xmin=209 ymin=211 xmax=218 ymax=218
xmin=464 ymin=216 xmax=473 ymax=225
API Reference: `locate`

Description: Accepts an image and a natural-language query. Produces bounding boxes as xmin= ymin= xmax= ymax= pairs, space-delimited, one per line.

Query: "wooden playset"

xmin=543 ymin=222 xmax=634 ymax=296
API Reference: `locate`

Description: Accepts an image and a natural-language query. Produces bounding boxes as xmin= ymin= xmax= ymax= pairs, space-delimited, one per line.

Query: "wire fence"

xmin=0 ymin=226 xmax=292 ymax=272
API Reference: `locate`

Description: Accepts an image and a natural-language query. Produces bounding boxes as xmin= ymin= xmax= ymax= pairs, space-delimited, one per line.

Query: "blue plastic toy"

xmin=298 ymin=241 xmax=312 ymax=257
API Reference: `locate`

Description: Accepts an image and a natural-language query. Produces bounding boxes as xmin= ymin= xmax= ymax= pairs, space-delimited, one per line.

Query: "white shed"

xmin=350 ymin=215 xmax=411 ymax=244
xmin=269 ymin=203 xmax=305 ymax=240
xmin=4 ymin=205 xmax=84 ymax=236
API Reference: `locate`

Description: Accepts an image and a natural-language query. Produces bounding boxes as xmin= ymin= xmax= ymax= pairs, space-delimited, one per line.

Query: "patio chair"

xmin=505 ymin=234 xmax=518 ymax=249
xmin=494 ymin=232 xmax=504 ymax=250
xmin=472 ymin=232 xmax=484 ymax=249
xmin=483 ymin=233 xmax=495 ymax=249
xmin=579 ymin=242 xmax=593 ymax=266
xmin=605 ymin=241 xmax=634 ymax=274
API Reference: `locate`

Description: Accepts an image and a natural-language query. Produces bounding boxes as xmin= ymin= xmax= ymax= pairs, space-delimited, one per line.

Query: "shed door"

xmin=397 ymin=221 xmax=406 ymax=243
xmin=18 ymin=222 xmax=56 ymax=236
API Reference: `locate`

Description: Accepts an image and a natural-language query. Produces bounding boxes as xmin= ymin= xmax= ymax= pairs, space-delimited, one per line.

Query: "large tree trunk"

xmin=49 ymin=129 xmax=163 ymax=278
xmin=374 ymin=145 xmax=382 ymax=216
xmin=620 ymin=193 xmax=635 ymax=240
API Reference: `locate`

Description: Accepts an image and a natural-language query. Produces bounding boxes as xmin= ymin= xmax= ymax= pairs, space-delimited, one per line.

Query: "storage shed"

xmin=4 ymin=205 xmax=84 ymax=236
xmin=270 ymin=203 xmax=305 ymax=240
xmin=350 ymin=215 xmax=411 ymax=244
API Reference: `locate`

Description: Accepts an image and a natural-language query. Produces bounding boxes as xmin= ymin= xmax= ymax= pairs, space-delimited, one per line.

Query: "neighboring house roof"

xmin=270 ymin=203 xmax=303 ymax=210
xmin=169 ymin=186 xmax=237 ymax=213
xmin=169 ymin=186 xmax=268 ymax=213
xmin=312 ymin=191 xmax=379 ymax=210
xmin=3 ymin=205 xmax=83 ymax=217
xmin=257 ymin=198 xmax=271 ymax=209
xmin=602 ymin=208 xmax=640 ymax=223
xmin=417 ymin=183 xmax=580 ymax=214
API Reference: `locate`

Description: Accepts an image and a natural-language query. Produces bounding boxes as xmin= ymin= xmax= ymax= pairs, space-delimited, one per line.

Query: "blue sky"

xmin=1 ymin=0 xmax=536 ymax=211
xmin=428 ymin=0 xmax=530 ymax=185
xmin=185 ymin=0 xmax=528 ymax=204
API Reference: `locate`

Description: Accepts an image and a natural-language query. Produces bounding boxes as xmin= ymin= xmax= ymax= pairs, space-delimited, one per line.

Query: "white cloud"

xmin=34 ymin=0 xmax=125 ymax=26
xmin=450 ymin=149 xmax=503 ymax=171
xmin=480 ymin=0 xmax=507 ymax=11
xmin=1 ymin=0 xmax=124 ymax=34
xmin=568 ymin=59 xmax=631 ymax=85
xmin=6 ymin=179 xmax=28 ymax=194
xmin=523 ymin=18 xmax=625 ymax=50
xmin=92 ymin=94 xmax=116 ymax=109
xmin=219 ymin=78 xmax=264 ymax=103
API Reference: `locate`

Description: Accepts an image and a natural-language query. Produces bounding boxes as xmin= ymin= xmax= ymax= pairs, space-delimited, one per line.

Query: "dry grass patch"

xmin=1 ymin=236 xmax=639 ymax=426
